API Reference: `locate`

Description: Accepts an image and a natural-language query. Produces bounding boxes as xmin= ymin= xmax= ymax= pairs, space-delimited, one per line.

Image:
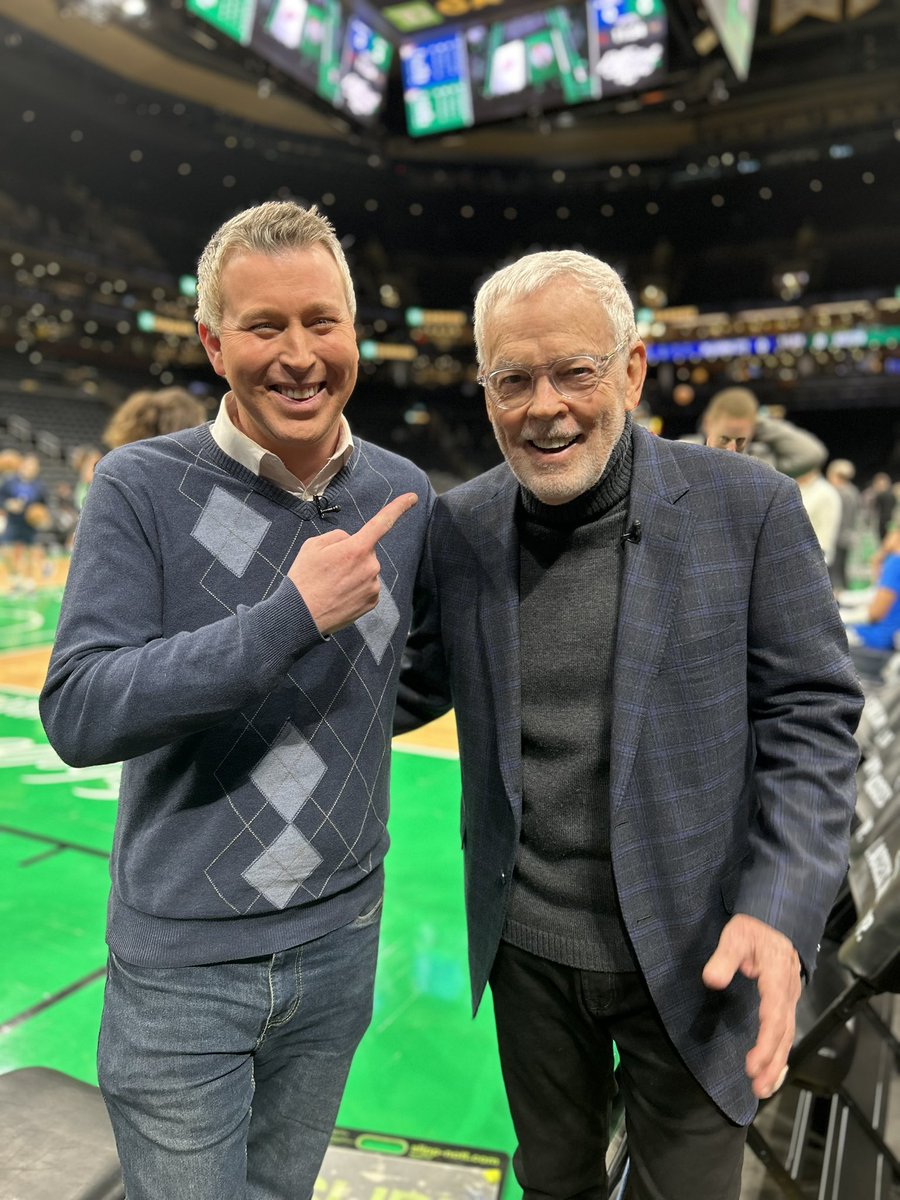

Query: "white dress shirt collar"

xmin=210 ymin=393 xmax=353 ymax=500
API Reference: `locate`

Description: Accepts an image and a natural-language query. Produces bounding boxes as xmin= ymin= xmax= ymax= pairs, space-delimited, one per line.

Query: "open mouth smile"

xmin=269 ymin=384 xmax=324 ymax=402
xmin=527 ymin=434 xmax=581 ymax=455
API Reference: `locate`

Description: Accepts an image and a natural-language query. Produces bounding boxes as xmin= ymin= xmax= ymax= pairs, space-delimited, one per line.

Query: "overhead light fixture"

xmin=58 ymin=0 xmax=147 ymax=24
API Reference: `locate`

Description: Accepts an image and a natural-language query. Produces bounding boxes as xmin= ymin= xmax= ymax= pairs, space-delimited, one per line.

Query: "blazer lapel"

xmin=611 ymin=430 xmax=694 ymax=808
xmin=471 ymin=475 xmax=523 ymax=812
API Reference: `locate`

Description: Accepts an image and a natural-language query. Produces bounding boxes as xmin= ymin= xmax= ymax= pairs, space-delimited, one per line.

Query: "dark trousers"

xmin=489 ymin=942 xmax=747 ymax=1200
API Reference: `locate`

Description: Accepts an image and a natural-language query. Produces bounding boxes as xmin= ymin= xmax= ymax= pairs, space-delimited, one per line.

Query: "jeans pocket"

xmin=350 ymin=895 xmax=384 ymax=929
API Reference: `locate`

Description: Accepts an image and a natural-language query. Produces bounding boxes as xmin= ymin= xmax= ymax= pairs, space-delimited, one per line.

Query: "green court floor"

xmin=0 ymin=585 xmax=517 ymax=1185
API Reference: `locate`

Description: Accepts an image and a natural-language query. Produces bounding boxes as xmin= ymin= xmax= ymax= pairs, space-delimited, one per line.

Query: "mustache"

xmin=519 ymin=421 xmax=580 ymax=442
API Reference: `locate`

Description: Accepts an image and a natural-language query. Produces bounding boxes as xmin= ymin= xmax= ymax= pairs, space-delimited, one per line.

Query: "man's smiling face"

xmin=198 ymin=244 xmax=358 ymax=481
xmin=482 ymin=279 xmax=645 ymax=505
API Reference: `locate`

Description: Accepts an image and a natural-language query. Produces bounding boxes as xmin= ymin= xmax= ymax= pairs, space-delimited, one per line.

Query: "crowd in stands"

xmin=0 ymin=176 xmax=166 ymax=276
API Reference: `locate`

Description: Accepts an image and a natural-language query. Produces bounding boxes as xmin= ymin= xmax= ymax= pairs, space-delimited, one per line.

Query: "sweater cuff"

xmin=251 ymin=576 xmax=326 ymax=677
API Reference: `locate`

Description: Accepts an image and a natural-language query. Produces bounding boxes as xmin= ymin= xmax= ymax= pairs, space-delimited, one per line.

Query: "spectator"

xmin=48 ymin=482 xmax=80 ymax=551
xmin=102 ymin=386 xmax=208 ymax=449
xmin=70 ymin=445 xmax=103 ymax=511
xmin=796 ymin=466 xmax=843 ymax=566
xmin=0 ymin=452 xmax=49 ymax=582
xmin=842 ymin=530 xmax=900 ymax=684
xmin=0 ymin=448 xmax=23 ymax=541
xmin=826 ymin=458 xmax=862 ymax=591
xmin=864 ymin=472 xmax=896 ymax=541
xmin=681 ymin=387 xmax=828 ymax=477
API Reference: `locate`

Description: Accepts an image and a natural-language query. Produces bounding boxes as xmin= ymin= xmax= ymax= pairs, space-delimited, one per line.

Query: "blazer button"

xmin=500 ymin=870 xmax=507 ymax=883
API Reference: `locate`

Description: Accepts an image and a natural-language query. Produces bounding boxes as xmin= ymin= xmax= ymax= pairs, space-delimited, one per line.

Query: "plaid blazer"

xmin=398 ymin=424 xmax=863 ymax=1123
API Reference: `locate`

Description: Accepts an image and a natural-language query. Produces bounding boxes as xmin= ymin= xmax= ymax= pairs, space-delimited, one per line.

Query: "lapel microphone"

xmin=621 ymin=519 xmax=642 ymax=545
xmin=314 ymin=494 xmax=341 ymax=517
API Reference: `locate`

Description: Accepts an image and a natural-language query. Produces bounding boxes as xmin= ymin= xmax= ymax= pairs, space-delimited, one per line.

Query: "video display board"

xmin=400 ymin=0 xmax=667 ymax=137
xmin=187 ymin=0 xmax=394 ymax=124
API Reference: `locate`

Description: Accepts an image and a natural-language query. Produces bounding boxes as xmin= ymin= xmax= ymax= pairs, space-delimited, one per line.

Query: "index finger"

xmin=355 ymin=492 xmax=419 ymax=547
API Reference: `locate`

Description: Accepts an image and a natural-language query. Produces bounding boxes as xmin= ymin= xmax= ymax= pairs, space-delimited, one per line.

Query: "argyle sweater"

xmin=40 ymin=424 xmax=433 ymax=967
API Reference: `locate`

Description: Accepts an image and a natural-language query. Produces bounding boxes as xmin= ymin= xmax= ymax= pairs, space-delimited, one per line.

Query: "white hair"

xmin=473 ymin=250 xmax=638 ymax=367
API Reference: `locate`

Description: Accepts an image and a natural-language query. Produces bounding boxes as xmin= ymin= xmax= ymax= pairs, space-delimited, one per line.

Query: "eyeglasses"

xmin=477 ymin=342 xmax=629 ymax=410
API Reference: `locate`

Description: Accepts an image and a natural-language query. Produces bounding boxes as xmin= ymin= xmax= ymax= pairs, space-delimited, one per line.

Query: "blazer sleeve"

xmin=737 ymin=472 xmax=863 ymax=975
xmin=395 ymin=512 xmax=453 ymax=734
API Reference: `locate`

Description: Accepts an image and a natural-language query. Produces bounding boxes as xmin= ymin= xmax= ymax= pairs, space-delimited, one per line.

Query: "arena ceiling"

xmin=1 ymin=0 xmax=897 ymax=164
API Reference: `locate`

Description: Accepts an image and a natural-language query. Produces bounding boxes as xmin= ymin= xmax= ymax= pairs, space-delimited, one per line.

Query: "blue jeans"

xmin=98 ymin=899 xmax=382 ymax=1200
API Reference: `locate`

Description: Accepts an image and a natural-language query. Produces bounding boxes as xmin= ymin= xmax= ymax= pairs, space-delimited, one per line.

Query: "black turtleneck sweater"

xmin=502 ymin=420 xmax=639 ymax=972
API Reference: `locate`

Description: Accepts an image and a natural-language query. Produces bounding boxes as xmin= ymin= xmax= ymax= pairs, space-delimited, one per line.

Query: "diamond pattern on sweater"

xmin=250 ymin=720 xmax=327 ymax=822
xmin=241 ymin=825 xmax=323 ymax=909
xmin=191 ymin=485 xmax=271 ymax=577
xmin=356 ymin=585 xmax=400 ymax=665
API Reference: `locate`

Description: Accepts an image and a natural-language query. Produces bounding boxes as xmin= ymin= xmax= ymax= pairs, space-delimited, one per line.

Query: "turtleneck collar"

xmin=518 ymin=413 xmax=634 ymax=529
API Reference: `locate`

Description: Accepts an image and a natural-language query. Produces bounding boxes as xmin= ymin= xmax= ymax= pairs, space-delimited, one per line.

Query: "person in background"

xmin=0 ymin=451 xmax=49 ymax=582
xmin=864 ymin=472 xmax=896 ymax=541
xmin=40 ymin=200 xmax=431 ymax=1200
xmin=70 ymin=445 xmax=103 ymax=511
xmin=0 ymin=448 xmax=23 ymax=542
xmin=797 ymin=464 xmax=842 ymax=567
xmin=67 ymin=391 xmax=206 ymax=529
xmin=826 ymin=458 xmax=862 ymax=591
xmin=682 ymin=385 xmax=828 ymax=478
xmin=399 ymin=249 xmax=862 ymax=1200
xmin=0 ymin=447 xmax=22 ymax=484
xmin=844 ymin=529 xmax=900 ymax=652
xmin=48 ymin=481 xmax=80 ymax=552
xmin=699 ymin=385 xmax=758 ymax=453
xmin=102 ymin=385 xmax=209 ymax=449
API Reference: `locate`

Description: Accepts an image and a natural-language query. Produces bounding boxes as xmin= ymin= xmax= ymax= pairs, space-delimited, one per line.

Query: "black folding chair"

xmin=746 ymin=867 xmax=900 ymax=1198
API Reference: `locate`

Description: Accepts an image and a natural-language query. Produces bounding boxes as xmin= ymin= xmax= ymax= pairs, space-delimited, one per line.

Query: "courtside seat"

xmin=0 ymin=1067 xmax=124 ymax=1200
xmin=840 ymin=856 xmax=900 ymax=995
xmin=746 ymin=865 xmax=900 ymax=1198
xmin=854 ymin=677 xmax=900 ymax=760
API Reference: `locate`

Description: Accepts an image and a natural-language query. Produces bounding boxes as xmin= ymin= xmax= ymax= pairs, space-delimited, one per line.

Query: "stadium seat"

xmin=746 ymin=863 xmax=900 ymax=1197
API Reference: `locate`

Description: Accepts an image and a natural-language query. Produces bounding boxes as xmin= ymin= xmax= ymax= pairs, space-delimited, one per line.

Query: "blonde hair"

xmin=827 ymin=458 xmax=856 ymax=481
xmin=473 ymin=250 xmax=638 ymax=367
xmin=195 ymin=200 xmax=356 ymax=333
xmin=103 ymin=387 xmax=208 ymax=448
xmin=704 ymin=387 xmax=759 ymax=422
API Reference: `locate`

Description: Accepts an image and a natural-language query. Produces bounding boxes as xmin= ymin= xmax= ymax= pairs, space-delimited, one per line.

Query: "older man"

xmin=399 ymin=250 xmax=862 ymax=1199
xmin=40 ymin=201 xmax=429 ymax=1200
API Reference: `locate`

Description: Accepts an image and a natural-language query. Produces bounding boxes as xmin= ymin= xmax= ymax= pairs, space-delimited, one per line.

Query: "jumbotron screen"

xmin=400 ymin=0 xmax=667 ymax=138
xmin=187 ymin=0 xmax=394 ymax=125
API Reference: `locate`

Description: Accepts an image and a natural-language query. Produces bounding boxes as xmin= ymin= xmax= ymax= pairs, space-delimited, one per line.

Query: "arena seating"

xmin=745 ymin=663 xmax=900 ymax=1197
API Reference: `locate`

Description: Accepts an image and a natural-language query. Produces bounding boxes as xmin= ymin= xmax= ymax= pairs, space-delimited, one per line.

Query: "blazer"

xmin=397 ymin=424 xmax=863 ymax=1123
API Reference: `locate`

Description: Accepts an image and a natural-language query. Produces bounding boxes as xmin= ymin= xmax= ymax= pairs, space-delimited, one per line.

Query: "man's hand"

xmin=702 ymin=913 xmax=801 ymax=1100
xmin=288 ymin=493 xmax=418 ymax=636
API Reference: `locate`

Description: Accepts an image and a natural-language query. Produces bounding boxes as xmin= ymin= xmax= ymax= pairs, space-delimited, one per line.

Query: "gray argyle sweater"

xmin=40 ymin=424 xmax=433 ymax=968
